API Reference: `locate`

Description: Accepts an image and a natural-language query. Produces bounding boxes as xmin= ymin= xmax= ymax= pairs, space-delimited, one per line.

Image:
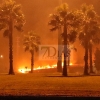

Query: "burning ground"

xmin=0 ymin=73 xmax=100 ymax=97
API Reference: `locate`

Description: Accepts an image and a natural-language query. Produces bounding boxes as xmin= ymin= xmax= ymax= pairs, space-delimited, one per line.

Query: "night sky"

xmin=0 ymin=0 xmax=100 ymax=72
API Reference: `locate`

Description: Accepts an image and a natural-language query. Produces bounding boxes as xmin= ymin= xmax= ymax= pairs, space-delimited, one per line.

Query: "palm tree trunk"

xmin=84 ymin=42 xmax=89 ymax=75
xmin=62 ymin=19 xmax=67 ymax=76
xmin=57 ymin=26 xmax=62 ymax=72
xmin=31 ymin=51 xmax=34 ymax=73
xmin=68 ymin=54 xmax=70 ymax=66
xmin=67 ymin=45 xmax=70 ymax=66
xmin=9 ymin=17 xmax=14 ymax=75
xmin=89 ymin=43 xmax=94 ymax=73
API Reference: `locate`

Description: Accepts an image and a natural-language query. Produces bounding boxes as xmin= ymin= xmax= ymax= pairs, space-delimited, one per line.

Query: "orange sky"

xmin=0 ymin=0 xmax=100 ymax=72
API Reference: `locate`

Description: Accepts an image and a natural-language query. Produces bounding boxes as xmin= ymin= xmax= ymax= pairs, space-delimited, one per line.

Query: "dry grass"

xmin=0 ymin=72 xmax=100 ymax=97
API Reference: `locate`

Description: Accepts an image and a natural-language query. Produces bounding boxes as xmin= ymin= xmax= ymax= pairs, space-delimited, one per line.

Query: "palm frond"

xmin=0 ymin=0 xmax=25 ymax=31
xmin=24 ymin=46 xmax=29 ymax=52
xmin=50 ymin=26 xmax=58 ymax=31
xmin=14 ymin=24 xmax=23 ymax=32
xmin=68 ymin=30 xmax=77 ymax=43
xmin=56 ymin=3 xmax=68 ymax=18
xmin=48 ymin=19 xmax=59 ymax=27
xmin=79 ymin=32 xmax=85 ymax=41
xmin=3 ymin=29 xmax=9 ymax=37
xmin=23 ymin=31 xmax=40 ymax=52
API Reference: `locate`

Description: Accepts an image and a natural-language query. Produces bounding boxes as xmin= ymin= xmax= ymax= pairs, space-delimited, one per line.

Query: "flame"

xmin=62 ymin=62 xmax=73 ymax=66
xmin=18 ymin=62 xmax=73 ymax=73
xmin=62 ymin=62 xmax=64 ymax=66
xmin=70 ymin=63 xmax=73 ymax=65
xmin=18 ymin=69 xmax=26 ymax=73
xmin=18 ymin=65 xmax=56 ymax=73
xmin=18 ymin=68 xmax=31 ymax=73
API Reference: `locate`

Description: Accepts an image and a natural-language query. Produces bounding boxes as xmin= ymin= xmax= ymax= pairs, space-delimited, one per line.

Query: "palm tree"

xmin=48 ymin=4 xmax=69 ymax=76
xmin=94 ymin=48 xmax=100 ymax=71
xmin=49 ymin=3 xmax=82 ymax=76
xmin=78 ymin=4 xmax=100 ymax=75
xmin=57 ymin=4 xmax=83 ymax=76
xmin=79 ymin=32 xmax=89 ymax=75
xmin=23 ymin=31 xmax=40 ymax=73
xmin=89 ymin=29 xmax=100 ymax=73
xmin=0 ymin=0 xmax=25 ymax=75
xmin=88 ymin=21 xmax=100 ymax=73
xmin=49 ymin=13 xmax=63 ymax=72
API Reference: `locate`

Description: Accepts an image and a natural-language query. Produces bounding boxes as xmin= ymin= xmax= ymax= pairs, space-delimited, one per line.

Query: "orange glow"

xmin=0 ymin=55 xmax=3 ymax=58
xmin=18 ymin=64 xmax=57 ymax=73
xmin=18 ymin=69 xmax=26 ymax=73
xmin=18 ymin=62 xmax=73 ymax=73
xmin=62 ymin=62 xmax=73 ymax=66
xmin=70 ymin=63 xmax=73 ymax=65
xmin=62 ymin=62 xmax=64 ymax=66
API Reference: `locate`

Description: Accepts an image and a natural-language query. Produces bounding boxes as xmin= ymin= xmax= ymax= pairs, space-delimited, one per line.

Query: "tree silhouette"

xmin=23 ymin=31 xmax=40 ymax=73
xmin=49 ymin=3 xmax=81 ymax=76
xmin=49 ymin=13 xmax=63 ymax=72
xmin=78 ymin=4 xmax=100 ymax=75
xmin=0 ymin=0 xmax=25 ymax=75
xmin=94 ymin=48 xmax=100 ymax=71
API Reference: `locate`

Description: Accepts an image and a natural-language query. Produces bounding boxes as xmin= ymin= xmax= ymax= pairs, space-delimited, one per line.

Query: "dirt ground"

xmin=0 ymin=72 xmax=100 ymax=97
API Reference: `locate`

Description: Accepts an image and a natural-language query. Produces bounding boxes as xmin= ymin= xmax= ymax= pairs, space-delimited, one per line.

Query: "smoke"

xmin=0 ymin=0 xmax=100 ymax=72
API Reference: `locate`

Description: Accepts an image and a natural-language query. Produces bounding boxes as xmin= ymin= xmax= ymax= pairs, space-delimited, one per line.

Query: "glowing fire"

xmin=62 ymin=62 xmax=73 ymax=66
xmin=18 ymin=68 xmax=31 ymax=73
xmin=18 ymin=62 xmax=73 ymax=73
xmin=70 ymin=63 xmax=73 ymax=65
xmin=18 ymin=69 xmax=26 ymax=73
xmin=18 ymin=64 xmax=56 ymax=73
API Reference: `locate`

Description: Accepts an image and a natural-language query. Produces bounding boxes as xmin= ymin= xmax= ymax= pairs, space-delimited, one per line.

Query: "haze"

xmin=0 ymin=0 xmax=100 ymax=72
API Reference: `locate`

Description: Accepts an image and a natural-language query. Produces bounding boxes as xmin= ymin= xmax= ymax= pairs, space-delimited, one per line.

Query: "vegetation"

xmin=94 ymin=48 xmax=100 ymax=71
xmin=0 ymin=0 xmax=100 ymax=77
xmin=78 ymin=4 xmax=100 ymax=75
xmin=23 ymin=31 xmax=40 ymax=73
xmin=49 ymin=3 xmax=82 ymax=76
xmin=0 ymin=1 xmax=100 ymax=97
xmin=49 ymin=12 xmax=63 ymax=72
xmin=0 ymin=0 xmax=25 ymax=75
